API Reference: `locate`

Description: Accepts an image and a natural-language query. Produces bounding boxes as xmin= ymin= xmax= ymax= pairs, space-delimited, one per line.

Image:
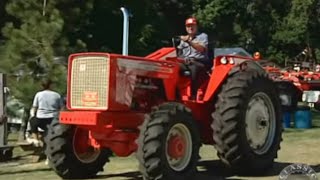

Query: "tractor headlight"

xmin=220 ymin=56 xmax=228 ymax=64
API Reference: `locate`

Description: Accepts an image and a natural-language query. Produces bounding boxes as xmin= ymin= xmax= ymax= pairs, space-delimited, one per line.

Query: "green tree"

xmin=70 ymin=0 xmax=193 ymax=56
xmin=193 ymin=0 xmax=319 ymax=64
xmin=271 ymin=0 xmax=318 ymax=63
xmin=54 ymin=0 xmax=94 ymax=55
xmin=0 ymin=0 xmax=9 ymax=40
xmin=193 ymin=0 xmax=239 ymax=46
xmin=1 ymin=0 xmax=65 ymax=108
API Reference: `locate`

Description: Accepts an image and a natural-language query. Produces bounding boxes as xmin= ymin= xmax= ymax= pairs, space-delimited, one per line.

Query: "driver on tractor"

xmin=177 ymin=17 xmax=210 ymax=100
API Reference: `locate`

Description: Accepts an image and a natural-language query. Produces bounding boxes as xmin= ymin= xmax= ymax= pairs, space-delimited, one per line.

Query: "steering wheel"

xmin=172 ymin=36 xmax=184 ymax=58
xmin=172 ymin=36 xmax=181 ymax=47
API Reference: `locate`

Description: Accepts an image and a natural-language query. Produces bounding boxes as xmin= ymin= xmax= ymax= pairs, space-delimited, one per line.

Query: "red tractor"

xmin=258 ymin=46 xmax=320 ymax=111
xmin=44 ymin=9 xmax=283 ymax=180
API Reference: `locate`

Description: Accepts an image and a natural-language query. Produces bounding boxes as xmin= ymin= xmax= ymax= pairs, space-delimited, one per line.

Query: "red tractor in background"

xmin=282 ymin=46 xmax=320 ymax=110
xmin=257 ymin=46 xmax=320 ymax=112
xmin=215 ymin=48 xmax=301 ymax=112
xmin=44 ymin=8 xmax=283 ymax=180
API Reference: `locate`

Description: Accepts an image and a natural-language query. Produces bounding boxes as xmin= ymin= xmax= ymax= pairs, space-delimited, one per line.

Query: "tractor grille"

xmin=70 ymin=56 xmax=110 ymax=109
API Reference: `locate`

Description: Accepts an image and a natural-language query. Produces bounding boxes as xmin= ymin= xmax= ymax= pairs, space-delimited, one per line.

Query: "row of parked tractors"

xmin=258 ymin=47 xmax=320 ymax=112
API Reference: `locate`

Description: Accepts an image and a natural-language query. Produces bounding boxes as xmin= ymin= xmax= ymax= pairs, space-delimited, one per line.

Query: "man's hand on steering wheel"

xmin=184 ymin=57 xmax=195 ymax=65
xmin=172 ymin=36 xmax=181 ymax=47
xmin=180 ymin=35 xmax=191 ymax=43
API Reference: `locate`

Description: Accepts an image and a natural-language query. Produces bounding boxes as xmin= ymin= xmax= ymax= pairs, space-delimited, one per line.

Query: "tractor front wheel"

xmin=212 ymin=70 xmax=282 ymax=174
xmin=136 ymin=103 xmax=201 ymax=180
xmin=44 ymin=120 xmax=111 ymax=179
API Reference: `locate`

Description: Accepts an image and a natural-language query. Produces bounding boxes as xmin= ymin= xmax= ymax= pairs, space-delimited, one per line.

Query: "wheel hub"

xmin=245 ymin=92 xmax=276 ymax=155
xmin=73 ymin=128 xmax=101 ymax=163
xmin=257 ymin=117 xmax=269 ymax=131
xmin=168 ymin=135 xmax=186 ymax=159
xmin=166 ymin=123 xmax=192 ymax=172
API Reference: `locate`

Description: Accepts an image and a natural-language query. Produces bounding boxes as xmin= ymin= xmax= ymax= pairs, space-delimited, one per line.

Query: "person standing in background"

xmin=28 ymin=78 xmax=62 ymax=146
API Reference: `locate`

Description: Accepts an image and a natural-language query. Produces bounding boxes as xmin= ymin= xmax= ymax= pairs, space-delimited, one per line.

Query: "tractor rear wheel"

xmin=211 ymin=70 xmax=282 ymax=174
xmin=44 ymin=120 xmax=111 ymax=179
xmin=136 ymin=102 xmax=200 ymax=180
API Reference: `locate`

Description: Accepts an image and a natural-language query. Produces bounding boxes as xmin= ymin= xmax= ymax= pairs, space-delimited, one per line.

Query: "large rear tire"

xmin=211 ymin=70 xmax=282 ymax=174
xmin=136 ymin=102 xmax=201 ymax=180
xmin=44 ymin=121 xmax=111 ymax=179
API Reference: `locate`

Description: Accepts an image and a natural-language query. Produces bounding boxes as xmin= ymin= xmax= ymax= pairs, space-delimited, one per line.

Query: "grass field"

xmin=0 ymin=110 xmax=319 ymax=180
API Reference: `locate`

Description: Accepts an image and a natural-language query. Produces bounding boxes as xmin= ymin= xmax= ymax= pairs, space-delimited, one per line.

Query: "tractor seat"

xmin=181 ymin=57 xmax=213 ymax=77
xmin=182 ymin=66 xmax=212 ymax=77
xmin=183 ymin=41 xmax=215 ymax=76
xmin=176 ymin=41 xmax=215 ymax=77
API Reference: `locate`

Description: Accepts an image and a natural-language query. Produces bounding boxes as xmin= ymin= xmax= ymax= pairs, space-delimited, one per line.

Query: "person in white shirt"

xmin=28 ymin=79 xmax=62 ymax=146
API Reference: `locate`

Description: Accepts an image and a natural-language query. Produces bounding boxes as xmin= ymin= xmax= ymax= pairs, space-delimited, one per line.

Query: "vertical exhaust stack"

xmin=120 ymin=7 xmax=129 ymax=56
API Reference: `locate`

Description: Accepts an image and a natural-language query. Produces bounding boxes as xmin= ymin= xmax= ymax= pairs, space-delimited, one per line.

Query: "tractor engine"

xmin=130 ymin=76 xmax=166 ymax=111
xmin=55 ymin=52 xmax=179 ymax=159
xmin=65 ymin=53 xmax=178 ymax=112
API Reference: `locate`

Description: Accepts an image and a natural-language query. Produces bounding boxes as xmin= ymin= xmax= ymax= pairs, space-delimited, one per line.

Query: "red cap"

xmin=185 ymin=17 xmax=197 ymax=25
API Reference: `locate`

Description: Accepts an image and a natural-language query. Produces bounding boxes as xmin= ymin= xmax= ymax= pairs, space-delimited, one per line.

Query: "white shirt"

xmin=178 ymin=32 xmax=209 ymax=61
xmin=32 ymin=90 xmax=61 ymax=118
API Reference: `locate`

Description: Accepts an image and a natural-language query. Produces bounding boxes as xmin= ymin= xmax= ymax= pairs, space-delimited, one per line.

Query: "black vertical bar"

xmin=0 ymin=73 xmax=6 ymax=146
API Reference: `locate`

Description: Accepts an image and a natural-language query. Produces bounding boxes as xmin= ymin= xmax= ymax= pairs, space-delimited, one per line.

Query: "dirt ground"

xmin=0 ymin=121 xmax=319 ymax=180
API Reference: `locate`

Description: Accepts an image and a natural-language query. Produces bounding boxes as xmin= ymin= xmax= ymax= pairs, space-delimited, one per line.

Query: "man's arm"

xmin=188 ymin=40 xmax=207 ymax=53
xmin=30 ymin=93 xmax=39 ymax=117
xmin=181 ymin=33 xmax=208 ymax=53
xmin=30 ymin=107 xmax=37 ymax=117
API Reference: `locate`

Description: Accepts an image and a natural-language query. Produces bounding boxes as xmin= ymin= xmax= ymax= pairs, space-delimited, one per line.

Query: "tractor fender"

xmin=228 ymin=59 xmax=266 ymax=76
xmin=203 ymin=59 xmax=266 ymax=102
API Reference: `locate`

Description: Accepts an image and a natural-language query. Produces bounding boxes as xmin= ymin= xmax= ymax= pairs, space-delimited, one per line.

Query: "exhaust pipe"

xmin=120 ymin=7 xmax=129 ymax=55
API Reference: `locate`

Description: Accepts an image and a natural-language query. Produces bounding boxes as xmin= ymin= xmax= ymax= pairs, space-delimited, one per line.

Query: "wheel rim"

xmin=245 ymin=92 xmax=276 ymax=155
xmin=165 ymin=123 xmax=193 ymax=171
xmin=73 ymin=128 xmax=101 ymax=163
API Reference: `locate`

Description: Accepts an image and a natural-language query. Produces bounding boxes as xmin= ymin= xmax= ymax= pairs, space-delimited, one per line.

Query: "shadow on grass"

xmin=0 ymin=167 xmax=51 ymax=176
xmin=95 ymin=171 xmax=142 ymax=180
xmin=197 ymin=160 xmax=320 ymax=178
xmin=94 ymin=160 xmax=320 ymax=180
xmin=313 ymin=164 xmax=320 ymax=172
xmin=0 ymin=153 xmax=34 ymax=164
